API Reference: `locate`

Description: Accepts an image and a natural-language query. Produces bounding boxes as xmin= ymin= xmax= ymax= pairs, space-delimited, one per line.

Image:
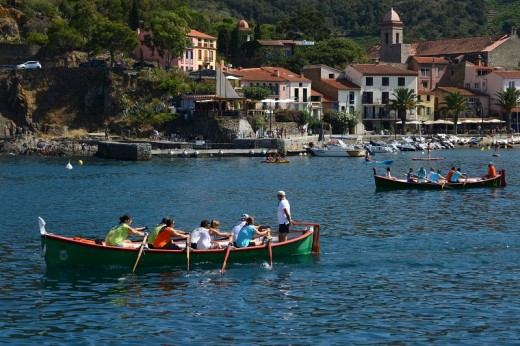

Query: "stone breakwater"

xmin=0 ymin=135 xmax=98 ymax=157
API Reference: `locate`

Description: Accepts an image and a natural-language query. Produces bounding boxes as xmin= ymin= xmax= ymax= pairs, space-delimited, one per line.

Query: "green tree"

xmin=128 ymin=0 xmax=140 ymax=31
xmin=47 ymin=19 xmax=84 ymax=52
xmin=243 ymin=86 xmax=271 ymax=101
xmin=298 ymin=37 xmax=367 ymax=70
xmin=438 ymin=91 xmax=469 ymax=135
xmin=147 ymin=11 xmax=190 ymax=68
xmin=388 ymin=88 xmax=421 ymax=135
xmin=91 ymin=19 xmax=138 ymax=66
xmin=69 ymin=0 xmax=100 ymax=54
xmin=276 ymin=9 xmax=332 ymax=41
xmin=494 ymin=87 xmax=520 ymax=133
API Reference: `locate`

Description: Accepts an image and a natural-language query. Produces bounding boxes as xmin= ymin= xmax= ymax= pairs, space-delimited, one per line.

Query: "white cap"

xmin=240 ymin=213 xmax=249 ymax=221
xmin=277 ymin=191 xmax=285 ymax=196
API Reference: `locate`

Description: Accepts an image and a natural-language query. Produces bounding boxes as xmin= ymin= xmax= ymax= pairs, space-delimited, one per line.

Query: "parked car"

xmin=133 ymin=61 xmax=155 ymax=70
xmin=16 ymin=61 xmax=42 ymax=69
xmin=79 ymin=59 xmax=108 ymax=68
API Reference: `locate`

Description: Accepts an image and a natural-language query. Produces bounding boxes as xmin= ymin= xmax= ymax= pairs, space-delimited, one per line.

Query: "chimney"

xmin=273 ymin=69 xmax=280 ymax=77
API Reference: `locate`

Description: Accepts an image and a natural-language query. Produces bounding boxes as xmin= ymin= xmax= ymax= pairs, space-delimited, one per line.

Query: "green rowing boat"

xmin=38 ymin=218 xmax=320 ymax=269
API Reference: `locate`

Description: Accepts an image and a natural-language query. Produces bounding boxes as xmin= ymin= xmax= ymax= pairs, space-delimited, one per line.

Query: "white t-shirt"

xmin=232 ymin=221 xmax=246 ymax=241
xmin=277 ymin=198 xmax=291 ymax=224
xmin=190 ymin=227 xmax=206 ymax=244
xmin=197 ymin=230 xmax=212 ymax=250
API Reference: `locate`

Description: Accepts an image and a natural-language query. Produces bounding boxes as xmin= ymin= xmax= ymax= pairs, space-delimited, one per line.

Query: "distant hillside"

xmin=189 ymin=0 xmax=520 ymax=42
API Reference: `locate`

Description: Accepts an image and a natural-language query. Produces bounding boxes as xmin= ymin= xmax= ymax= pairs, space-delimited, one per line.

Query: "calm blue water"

xmin=1 ymin=147 xmax=519 ymax=345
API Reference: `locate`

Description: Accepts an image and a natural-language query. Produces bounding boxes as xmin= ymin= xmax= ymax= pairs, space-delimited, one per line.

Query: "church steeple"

xmin=380 ymin=7 xmax=404 ymax=46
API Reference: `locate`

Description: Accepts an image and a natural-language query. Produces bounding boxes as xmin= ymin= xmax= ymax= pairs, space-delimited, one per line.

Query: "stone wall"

xmin=97 ymin=141 xmax=151 ymax=161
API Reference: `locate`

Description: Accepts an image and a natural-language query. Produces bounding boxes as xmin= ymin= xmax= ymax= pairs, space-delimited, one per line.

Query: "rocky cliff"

xmin=0 ymin=68 xmax=127 ymax=135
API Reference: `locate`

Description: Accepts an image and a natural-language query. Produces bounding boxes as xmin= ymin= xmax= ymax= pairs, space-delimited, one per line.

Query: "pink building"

xmin=135 ymin=29 xmax=217 ymax=71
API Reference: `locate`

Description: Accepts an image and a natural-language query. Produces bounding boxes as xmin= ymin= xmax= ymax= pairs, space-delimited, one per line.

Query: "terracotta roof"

xmin=230 ymin=67 xmax=310 ymax=82
xmin=435 ymin=87 xmax=485 ymax=96
xmin=491 ymin=70 xmax=520 ymax=78
xmin=411 ymin=35 xmax=509 ymax=56
xmin=257 ymin=40 xmax=297 ymax=47
xmin=350 ymin=64 xmax=418 ymax=76
xmin=188 ymin=29 xmax=216 ymax=40
xmin=411 ymin=56 xmax=449 ymax=64
xmin=321 ymin=78 xmax=360 ymax=89
xmin=311 ymin=89 xmax=323 ymax=96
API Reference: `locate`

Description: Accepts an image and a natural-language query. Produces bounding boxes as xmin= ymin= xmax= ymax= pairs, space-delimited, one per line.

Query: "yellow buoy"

xmin=78 ymin=160 xmax=84 ymax=165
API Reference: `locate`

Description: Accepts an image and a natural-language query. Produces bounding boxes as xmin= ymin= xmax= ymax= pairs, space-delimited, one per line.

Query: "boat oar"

xmin=267 ymin=230 xmax=273 ymax=268
xmin=221 ymin=234 xmax=233 ymax=274
xmin=186 ymin=234 xmax=190 ymax=272
xmin=132 ymin=233 xmax=148 ymax=274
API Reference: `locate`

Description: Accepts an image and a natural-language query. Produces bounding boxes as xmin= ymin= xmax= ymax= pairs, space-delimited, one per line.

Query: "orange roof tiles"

xmin=411 ymin=56 xmax=449 ymax=64
xmin=435 ymin=87 xmax=485 ymax=96
xmin=188 ymin=29 xmax=216 ymax=40
xmin=412 ymin=36 xmax=508 ymax=56
xmin=321 ymin=78 xmax=360 ymax=89
xmin=230 ymin=67 xmax=310 ymax=82
xmin=492 ymin=71 xmax=520 ymax=78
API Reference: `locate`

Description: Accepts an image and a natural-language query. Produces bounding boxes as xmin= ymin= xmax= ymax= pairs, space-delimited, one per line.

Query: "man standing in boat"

xmin=277 ymin=191 xmax=292 ymax=243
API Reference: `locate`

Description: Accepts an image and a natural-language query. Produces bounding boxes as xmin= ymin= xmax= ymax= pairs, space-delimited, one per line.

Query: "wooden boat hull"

xmin=347 ymin=149 xmax=366 ymax=157
xmin=39 ymin=220 xmax=319 ymax=269
xmin=372 ymin=168 xmax=506 ymax=190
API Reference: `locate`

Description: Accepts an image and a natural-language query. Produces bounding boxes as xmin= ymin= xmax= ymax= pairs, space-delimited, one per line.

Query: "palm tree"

xmin=388 ymin=88 xmax=421 ymax=135
xmin=494 ymin=87 xmax=520 ymax=133
xmin=438 ymin=91 xmax=468 ymax=135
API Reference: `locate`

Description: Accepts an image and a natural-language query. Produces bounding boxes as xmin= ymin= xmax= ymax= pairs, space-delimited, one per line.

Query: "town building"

xmin=343 ymin=64 xmax=419 ymax=133
xmin=135 ymin=29 xmax=217 ymax=71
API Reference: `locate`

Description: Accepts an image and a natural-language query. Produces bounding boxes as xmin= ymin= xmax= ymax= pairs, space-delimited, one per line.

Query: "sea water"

xmin=0 ymin=147 xmax=519 ymax=344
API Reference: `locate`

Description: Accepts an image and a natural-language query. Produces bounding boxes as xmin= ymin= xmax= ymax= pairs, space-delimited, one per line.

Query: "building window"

xmin=509 ymin=81 xmax=516 ymax=88
xmin=385 ymin=33 xmax=389 ymax=44
xmin=382 ymin=92 xmax=389 ymax=104
xmin=398 ymin=77 xmax=405 ymax=86
xmin=396 ymin=33 xmax=400 ymax=44
xmin=426 ymin=95 xmax=431 ymax=102
xmin=349 ymin=92 xmax=355 ymax=104
xmin=427 ymin=107 xmax=431 ymax=115
xmin=465 ymin=83 xmax=470 ymax=88
xmin=294 ymin=88 xmax=299 ymax=102
xmin=417 ymin=95 xmax=422 ymax=101
xmin=421 ymin=68 xmax=430 ymax=77
xmin=474 ymin=83 xmax=479 ymax=89
xmin=366 ymin=77 xmax=373 ymax=86
xmin=329 ymin=73 xmax=334 ymax=78
xmin=382 ymin=77 xmax=389 ymax=86
xmin=362 ymin=92 xmax=373 ymax=104
xmin=422 ymin=81 xmax=428 ymax=89
xmin=435 ymin=67 xmax=439 ymax=78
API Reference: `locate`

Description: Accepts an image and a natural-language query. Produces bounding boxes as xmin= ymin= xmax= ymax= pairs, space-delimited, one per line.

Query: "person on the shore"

xmin=277 ymin=191 xmax=292 ymax=243
xmin=147 ymin=217 xmax=168 ymax=249
xmin=235 ymin=216 xmax=271 ymax=248
xmin=485 ymin=162 xmax=497 ymax=178
xmin=232 ymin=214 xmax=249 ymax=242
xmin=104 ymin=214 xmax=147 ymax=248
xmin=153 ymin=218 xmax=188 ymax=250
xmin=365 ymin=151 xmax=371 ymax=162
